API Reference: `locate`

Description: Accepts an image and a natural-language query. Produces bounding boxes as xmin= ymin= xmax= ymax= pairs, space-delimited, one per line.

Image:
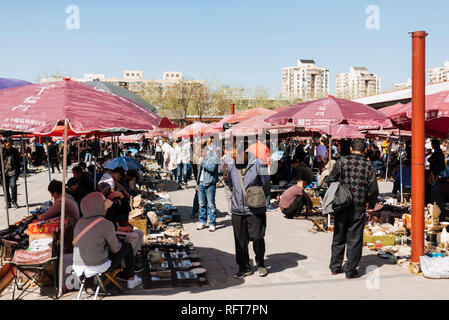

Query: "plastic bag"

xmin=420 ymin=256 xmax=449 ymax=279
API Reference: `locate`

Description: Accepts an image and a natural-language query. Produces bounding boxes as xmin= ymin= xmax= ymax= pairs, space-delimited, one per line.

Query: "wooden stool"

xmin=103 ymin=268 xmax=124 ymax=291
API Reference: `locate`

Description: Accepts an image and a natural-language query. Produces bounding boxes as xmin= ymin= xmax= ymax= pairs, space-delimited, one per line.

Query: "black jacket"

xmin=2 ymin=146 xmax=21 ymax=177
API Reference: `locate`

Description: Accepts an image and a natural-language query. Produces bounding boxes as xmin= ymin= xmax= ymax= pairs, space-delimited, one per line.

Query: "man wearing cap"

xmin=1 ymin=139 xmax=21 ymax=209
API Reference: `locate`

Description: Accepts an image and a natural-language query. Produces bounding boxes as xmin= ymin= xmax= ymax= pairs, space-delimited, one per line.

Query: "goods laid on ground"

xmin=127 ymin=180 xmax=208 ymax=289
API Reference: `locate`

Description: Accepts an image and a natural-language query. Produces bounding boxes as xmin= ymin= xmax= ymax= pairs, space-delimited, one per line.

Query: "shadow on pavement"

xmin=357 ymin=254 xmax=396 ymax=276
xmin=265 ymin=252 xmax=308 ymax=274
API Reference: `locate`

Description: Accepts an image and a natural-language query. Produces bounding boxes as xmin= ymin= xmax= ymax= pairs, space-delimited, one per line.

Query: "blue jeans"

xmin=198 ymin=182 xmax=217 ymax=226
xmin=186 ymin=162 xmax=193 ymax=181
xmin=169 ymin=168 xmax=177 ymax=181
xmin=85 ymin=153 xmax=92 ymax=165
xmin=177 ymin=163 xmax=189 ymax=184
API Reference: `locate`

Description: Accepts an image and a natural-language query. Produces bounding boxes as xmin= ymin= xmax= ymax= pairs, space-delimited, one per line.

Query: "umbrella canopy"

xmin=228 ymin=115 xmax=295 ymax=136
xmin=385 ymin=91 xmax=449 ymax=139
xmin=224 ymin=108 xmax=276 ymax=124
xmin=247 ymin=141 xmax=271 ymax=165
xmin=157 ymin=117 xmax=178 ymax=129
xmin=209 ymin=114 xmax=235 ymax=130
xmin=174 ymin=122 xmax=219 ymax=138
xmin=123 ymin=156 xmax=143 ymax=170
xmin=265 ymin=96 xmax=391 ymax=129
xmin=0 ymin=80 xmax=158 ymax=135
xmin=307 ymin=124 xmax=365 ymax=139
xmin=378 ymin=103 xmax=409 ymax=118
xmin=84 ymin=81 xmax=157 ymax=112
xmin=103 ymin=157 xmax=128 ymax=170
xmin=0 ymin=78 xmax=32 ymax=90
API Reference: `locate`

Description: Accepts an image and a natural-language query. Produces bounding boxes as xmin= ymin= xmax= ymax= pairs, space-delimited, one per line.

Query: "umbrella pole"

xmin=0 ymin=143 xmax=10 ymax=227
xmin=20 ymin=135 xmax=30 ymax=216
xmin=385 ymin=139 xmax=390 ymax=182
xmin=45 ymin=139 xmax=52 ymax=183
xmin=328 ymin=125 xmax=332 ymax=228
xmin=58 ymin=119 xmax=68 ymax=297
xmin=94 ymin=133 xmax=97 ymax=191
xmin=399 ymin=135 xmax=404 ymax=203
xmin=77 ymin=140 xmax=80 ymax=163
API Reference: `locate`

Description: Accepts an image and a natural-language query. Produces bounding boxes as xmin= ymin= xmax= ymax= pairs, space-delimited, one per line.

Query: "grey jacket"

xmin=227 ymin=158 xmax=271 ymax=215
xmin=73 ymin=192 xmax=121 ymax=267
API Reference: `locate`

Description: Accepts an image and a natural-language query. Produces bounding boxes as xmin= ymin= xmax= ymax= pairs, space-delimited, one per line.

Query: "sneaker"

xmin=209 ymin=225 xmax=216 ymax=232
xmin=258 ymin=266 xmax=268 ymax=277
xmin=233 ymin=269 xmax=252 ymax=279
xmin=196 ymin=223 xmax=207 ymax=230
xmin=127 ymin=275 xmax=142 ymax=289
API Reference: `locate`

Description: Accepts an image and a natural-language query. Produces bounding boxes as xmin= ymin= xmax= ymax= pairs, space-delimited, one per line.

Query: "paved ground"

xmin=1 ymin=169 xmax=448 ymax=300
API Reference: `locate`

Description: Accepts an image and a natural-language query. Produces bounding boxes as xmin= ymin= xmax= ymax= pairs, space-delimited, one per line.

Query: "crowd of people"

xmin=3 ymin=132 xmax=449 ymax=288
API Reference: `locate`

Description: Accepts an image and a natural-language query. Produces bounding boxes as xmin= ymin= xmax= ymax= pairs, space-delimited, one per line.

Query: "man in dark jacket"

xmin=328 ymin=138 xmax=379 ymax=279
xmin=227 ymin=145 xmax=271 ymax=279
xmin=429 ymin=139 xmax=446 ymax=178
xmin=72 ymin=165 xmax=94 ymax=195
xmin=47 ymin=141 xmax=61 ymax=174
xmin=1 ymin=139 xmax=22 ymax=209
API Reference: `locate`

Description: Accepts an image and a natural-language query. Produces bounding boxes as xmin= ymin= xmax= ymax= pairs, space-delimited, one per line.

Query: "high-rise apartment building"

xmin=336 ymin=67 xmax=380 ymax=99
xmin=282 ymin=60 xmax=329 ymax=101
xmin=429 ymin=61 xmax=449 ymax=84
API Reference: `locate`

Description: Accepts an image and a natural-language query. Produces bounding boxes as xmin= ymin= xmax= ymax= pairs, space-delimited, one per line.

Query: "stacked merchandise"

xmin=128 ymin=181 xmax=207 ymax=289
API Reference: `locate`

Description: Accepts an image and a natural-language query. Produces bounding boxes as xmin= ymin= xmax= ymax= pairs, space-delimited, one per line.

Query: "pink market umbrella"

xmin=225 ymin=108 xmax=276 ymax=124
xmin=228 ymin=115 xmax=295 ymax=136
xmin=210 ymin=114 xmax=235 ymax=131
xmin=0 ymin=79 xmax=158 ymax=135
xmin=387 ymin=91 xmax=449 ymax=139
xmin=307 ymin=124 xmax=365 ymax=139
xmin=174 ymin=122 xmax=220 ymax=138
xmin=265 ymin=96 xmax=391 ymax=129
xmin=0 ymin=79 xmax=159 ymax=296
xmin=157 ymin=117 xmax=178 ymax=129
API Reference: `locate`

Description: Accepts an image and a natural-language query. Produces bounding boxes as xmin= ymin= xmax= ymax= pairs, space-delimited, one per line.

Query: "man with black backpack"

xmin=328 ymin=138 xmax=378 ymax=279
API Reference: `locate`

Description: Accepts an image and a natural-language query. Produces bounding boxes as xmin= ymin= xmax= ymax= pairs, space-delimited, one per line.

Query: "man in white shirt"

xmin=180 ymin=138 xmax=192 ymax=187
xmin=162 ymin=137 xmax=177 ymax=180
xmin=155 ymin=139 xmax=163 ymax=168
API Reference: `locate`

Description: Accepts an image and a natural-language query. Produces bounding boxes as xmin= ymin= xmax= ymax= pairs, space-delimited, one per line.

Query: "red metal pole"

xmin=410 ymin=30 xmax=427 ymax=265
xmin=231 ymin=103 xmax=235 ymax=115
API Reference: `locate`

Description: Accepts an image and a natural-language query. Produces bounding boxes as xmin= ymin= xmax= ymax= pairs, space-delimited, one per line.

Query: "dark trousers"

xmin=155 ymin=152 xmax=163 ymax=168
xmin=329 ymin=207 xmax=366 ymax=274
xmin=50 ymin=158 xmax=60 ymax=173
xmin=108 ymin=242 xmax=135 ymax=279
xmin=232 ymin=213 xmax=267 ymax=271
xmin=281 ymin=196 xmax=305 ymax=218
xmin=4 ymin=175 xmax=18 ymax=204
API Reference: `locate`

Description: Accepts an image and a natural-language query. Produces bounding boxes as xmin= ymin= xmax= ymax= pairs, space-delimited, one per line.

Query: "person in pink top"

xmin=279 ymin=174 xmax=313 ymax=219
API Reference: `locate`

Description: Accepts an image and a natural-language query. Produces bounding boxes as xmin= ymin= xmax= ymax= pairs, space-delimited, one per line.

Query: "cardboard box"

xmin=363 ymin=234 xmax=395 ymax=246
xmin=28 ymin=218 xmax=67 ymax=243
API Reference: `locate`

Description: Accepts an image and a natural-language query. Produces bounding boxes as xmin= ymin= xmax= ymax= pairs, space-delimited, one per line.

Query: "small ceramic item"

xmin=191 ymin=268 xmax=206 ymax=276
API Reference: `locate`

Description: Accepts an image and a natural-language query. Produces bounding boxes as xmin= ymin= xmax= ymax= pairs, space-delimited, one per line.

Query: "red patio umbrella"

xmin=386 ymin=90 xmax=449 ymax=139
xmin=265 ymin=96 xmax=391 ymax=129
xmin=0 ymin=79 xmax=159 ymax=296
xmin=224 ymin=107 xmax=276 ymax=124
xmin=227 ymin=115 xmax=295 ymax=137
xmin=0 ymin=79 xmax=158 ymax=135
xmin=157 ymin=117 xmax=178 ymax=129
xmin=308 ymin=124 xmax=365 ymax=139
xmin=174 ymin=122 xmax=220 ymax=138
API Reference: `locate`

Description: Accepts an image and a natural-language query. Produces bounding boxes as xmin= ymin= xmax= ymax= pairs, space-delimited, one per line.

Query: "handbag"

xmin=331 ymin=161 xmax=353 ymax=213
xmin=237 ymin=169 xmax=266 ymax=209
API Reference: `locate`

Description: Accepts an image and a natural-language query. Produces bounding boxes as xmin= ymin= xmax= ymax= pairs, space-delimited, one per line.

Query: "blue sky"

xmin=0 ymin=0 xmax=448 ymax=97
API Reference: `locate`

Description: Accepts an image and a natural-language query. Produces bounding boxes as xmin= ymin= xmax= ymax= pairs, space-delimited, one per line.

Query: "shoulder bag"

xmin=237 ymin=169 xmax=266 ymax=209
